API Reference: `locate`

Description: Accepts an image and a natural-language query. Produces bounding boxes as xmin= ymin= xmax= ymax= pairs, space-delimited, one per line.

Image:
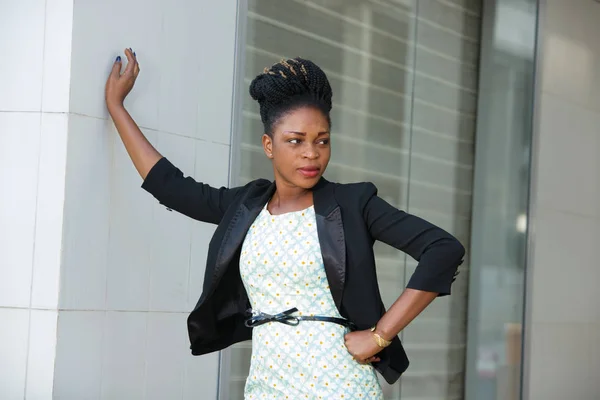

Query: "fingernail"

xmin=116 ymin=56 xmax=121 ymax=62
xmin=133 ymin=51 xmax=136 ymax=57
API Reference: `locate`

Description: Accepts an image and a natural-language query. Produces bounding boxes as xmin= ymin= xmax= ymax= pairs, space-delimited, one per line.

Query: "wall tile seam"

xmin=541 ymin=90 xmax=600 ymax=115
xmin=0 ymin=110 xmax=70 ymax=114
xmin=67 ymin=112 xmax=232 ymax=146
xmin=24 ymin=1 xmax=50 ymax=393
xmin=534 ymin=205 xmax=600 ymax=220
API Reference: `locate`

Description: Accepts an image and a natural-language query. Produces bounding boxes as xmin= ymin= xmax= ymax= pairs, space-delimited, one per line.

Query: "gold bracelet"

xmin=370 ymin=325 xmax=392 ymax=348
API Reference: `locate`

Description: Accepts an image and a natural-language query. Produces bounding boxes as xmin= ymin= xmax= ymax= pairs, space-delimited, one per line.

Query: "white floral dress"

xmin=239 ymin=204 xmax=383 ymax=400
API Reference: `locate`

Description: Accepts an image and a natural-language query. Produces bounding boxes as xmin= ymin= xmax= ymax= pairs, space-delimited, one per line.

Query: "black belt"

xmin=244 ymin=307 xmax=357 ymax=330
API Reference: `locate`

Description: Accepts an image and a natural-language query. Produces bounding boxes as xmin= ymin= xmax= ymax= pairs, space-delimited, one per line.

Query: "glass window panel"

xmin=228 ymin=1 xmax=484 ymax=398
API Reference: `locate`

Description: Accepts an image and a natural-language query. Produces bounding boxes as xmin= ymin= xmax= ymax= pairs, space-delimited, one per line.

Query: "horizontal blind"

xmin=229 ymin=1 xmax=480 ymax=399
xmin=401 ymin=1 xmax=479 ymax=399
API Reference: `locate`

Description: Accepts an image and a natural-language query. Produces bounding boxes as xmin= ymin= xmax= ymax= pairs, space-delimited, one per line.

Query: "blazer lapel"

xmin=207 ymin=178 xmax=347 ymax=313
xmin=313 ymin=178 xmax=347 ymax=311
xmin=210 ymin=182 xmax=276 ymax=290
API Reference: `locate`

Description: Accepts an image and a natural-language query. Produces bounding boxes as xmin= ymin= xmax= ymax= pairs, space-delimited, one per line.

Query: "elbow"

xmin=406 ymin=237 xmax=466 ymax=296
xmin=429 ymin=235 xmax=465 ymax=265
xmin=452 ymin=239 xmax=466 ymax=264
xmin=445 ymin=237 xmax=466 ymax=274
xmin=448 ymin=239 xmax=465 ymax=285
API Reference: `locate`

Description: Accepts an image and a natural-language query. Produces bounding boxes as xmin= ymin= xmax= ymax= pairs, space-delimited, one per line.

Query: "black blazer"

xmin=141 ymin=157 xmax=465 ymax=384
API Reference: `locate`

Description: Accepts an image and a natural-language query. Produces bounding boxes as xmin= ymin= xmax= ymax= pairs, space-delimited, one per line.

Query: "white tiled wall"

xmin=31 ymin=114 xmax=69 ymax=310
xmin=54 ymin=0 xmax=238 ymax=398
xmin=1 ymin=0 xmax=238 ymax=398
xmin=526 ymin=0 xmax=600 ymax=398
xmin=0 ymin=1 xmax=72 ymax=397
xmin=0 ymin=1 xmax=45 ymax=112
xmin=0 ymin=112 xmax=41 ymax=309
xmin=60 ymin=114 xmax=112 ymax=311
xmin=42 ymin=0 xmax=74 ymax=113
xmin=25 ymin=310 xmax=59 ymax=400
xmin=53 ymin=311 xmax=105 ymax=399
xmin=0 ymin=308 xmax=30 ymax=399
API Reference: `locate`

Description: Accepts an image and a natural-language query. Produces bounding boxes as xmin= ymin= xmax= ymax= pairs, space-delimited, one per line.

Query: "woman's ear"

xmin=262 ymin=133 xmax=274 ymax=158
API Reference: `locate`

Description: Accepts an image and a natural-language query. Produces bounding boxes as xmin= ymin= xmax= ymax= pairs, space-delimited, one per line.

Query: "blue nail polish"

xmin=133 ymin=52 xmax=136 ymax=57
xmin=116 ymin=56 xmax=121 ymax=62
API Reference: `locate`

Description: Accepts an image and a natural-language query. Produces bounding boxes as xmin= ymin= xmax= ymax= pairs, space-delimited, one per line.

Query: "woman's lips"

xmin=298 ymin=167 xmax=320 ymax=178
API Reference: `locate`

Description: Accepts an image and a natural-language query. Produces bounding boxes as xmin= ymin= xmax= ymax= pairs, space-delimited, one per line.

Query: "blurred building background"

xmin=0 ymin=0 xmax=598 ymax=399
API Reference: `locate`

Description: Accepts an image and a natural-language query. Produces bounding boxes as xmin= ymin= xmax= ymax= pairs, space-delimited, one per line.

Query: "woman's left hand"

xmin=344 ymin=330 xmax=383 ymax=364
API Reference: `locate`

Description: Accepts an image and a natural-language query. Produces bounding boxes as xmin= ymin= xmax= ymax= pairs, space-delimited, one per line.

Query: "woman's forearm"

xmin=374 ymin=288 xmax=438 ymax=340
xmin=108 ymin=103 xmax=162 ymax=180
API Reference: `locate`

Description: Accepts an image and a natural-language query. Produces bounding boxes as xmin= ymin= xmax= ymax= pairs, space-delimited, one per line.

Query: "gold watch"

xmin=370 ymin=325 xmax=392 ymax=348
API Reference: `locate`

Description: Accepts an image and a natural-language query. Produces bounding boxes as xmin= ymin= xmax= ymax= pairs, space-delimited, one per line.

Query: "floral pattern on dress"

xmin=240 ymin=204 xmax=383 ymax=400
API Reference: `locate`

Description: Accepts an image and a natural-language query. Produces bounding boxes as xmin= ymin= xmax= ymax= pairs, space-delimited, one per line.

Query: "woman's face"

xmin=262 ymin=106 xmax=331 ymax=190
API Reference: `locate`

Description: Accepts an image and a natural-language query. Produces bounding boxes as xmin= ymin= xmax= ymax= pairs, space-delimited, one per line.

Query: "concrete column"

xmin=0 ymin=1 xmax=241 ymax=398
xmin=525 ymin=0 xmax=600 ymax=398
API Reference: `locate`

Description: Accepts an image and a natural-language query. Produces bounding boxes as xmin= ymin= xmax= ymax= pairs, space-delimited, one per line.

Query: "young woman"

xmin=105 ymin=49 xmax=465 ymax=399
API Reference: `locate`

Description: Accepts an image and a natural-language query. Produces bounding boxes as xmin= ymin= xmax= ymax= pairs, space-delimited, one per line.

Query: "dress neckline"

xmin=263 ymin=203 xmax=314 ymax=217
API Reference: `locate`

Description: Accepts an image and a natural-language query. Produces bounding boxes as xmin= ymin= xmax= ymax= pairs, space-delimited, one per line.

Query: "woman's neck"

xmin=268 ymin=185 xmax=313 ymax=214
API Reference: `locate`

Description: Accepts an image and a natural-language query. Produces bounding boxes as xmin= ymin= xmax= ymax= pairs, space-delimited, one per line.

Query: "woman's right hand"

xmin=104 ymin=48 xmax=161 ymax=179
xmin=105 ymin=48 xmax=140 ymax=111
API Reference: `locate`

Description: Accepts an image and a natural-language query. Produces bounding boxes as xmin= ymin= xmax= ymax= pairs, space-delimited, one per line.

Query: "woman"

xmin=105 ymin=49 xmax=465 ymax=399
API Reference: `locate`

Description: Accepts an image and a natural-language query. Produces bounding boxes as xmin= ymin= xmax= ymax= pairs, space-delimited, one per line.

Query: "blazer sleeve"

xmin=361 ymin=183 xmax=465 ymax=296
xmin=141 ymin=157 xmax=243 ymax=225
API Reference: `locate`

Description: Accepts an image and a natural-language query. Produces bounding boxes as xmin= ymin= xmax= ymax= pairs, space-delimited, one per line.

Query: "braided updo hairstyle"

xmin=249 ymin=57 xmax=333 ymax=136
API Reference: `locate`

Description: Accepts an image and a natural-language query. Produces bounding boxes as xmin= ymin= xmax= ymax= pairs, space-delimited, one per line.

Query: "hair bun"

xmin=250 ymin=58 xmax=332 ymax=111
xmin=249 ymin=58 xmax=333 ymax=134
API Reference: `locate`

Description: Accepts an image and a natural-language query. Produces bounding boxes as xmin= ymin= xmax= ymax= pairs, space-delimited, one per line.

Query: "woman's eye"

xmin=287 ymin=138 xmax=329 ymax=145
